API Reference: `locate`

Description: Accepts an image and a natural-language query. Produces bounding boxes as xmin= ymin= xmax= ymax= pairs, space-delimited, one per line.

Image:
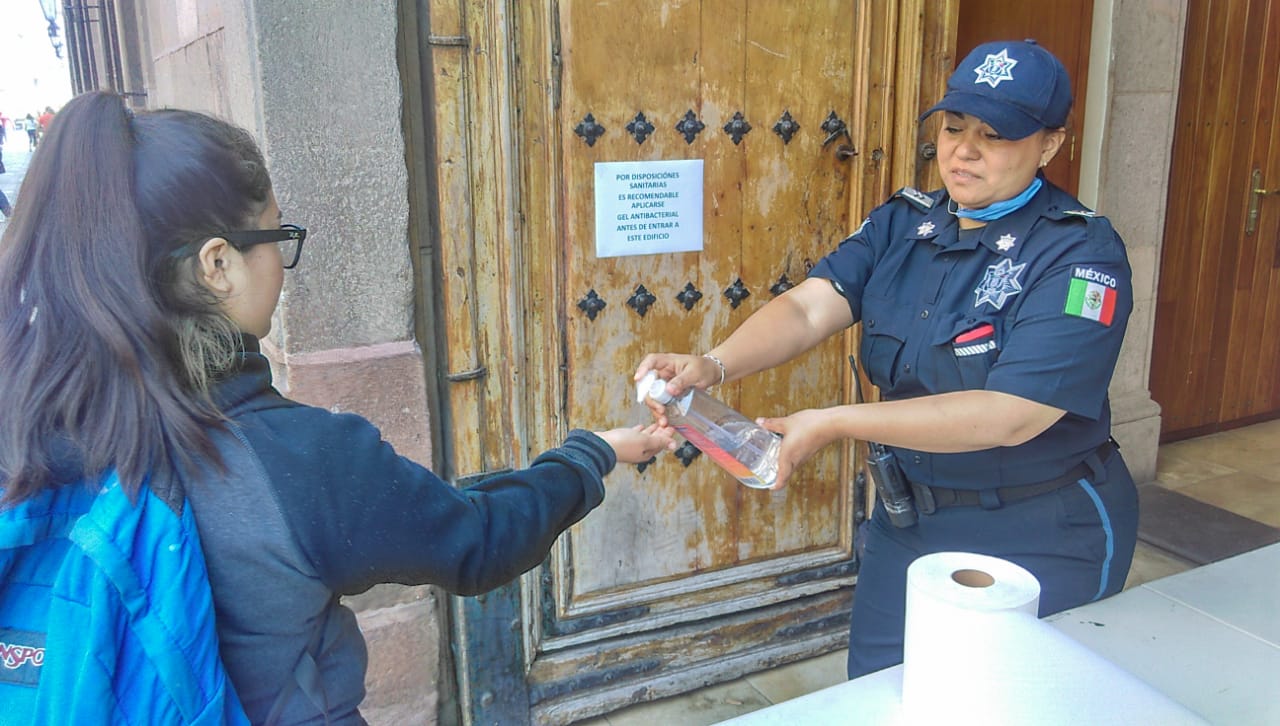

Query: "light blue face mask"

xmin=952 ymin=177 xmax=1043 ymax=222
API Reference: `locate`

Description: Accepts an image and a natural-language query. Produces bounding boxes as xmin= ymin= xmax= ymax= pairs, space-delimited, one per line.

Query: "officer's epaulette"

xmin=1052 ymin=207 xmax=1122 ymax=249
xmin=892 ymin=186 xmax=936 ymax=211
xmin=1046 ymin=205 xmax=1105 ymax=224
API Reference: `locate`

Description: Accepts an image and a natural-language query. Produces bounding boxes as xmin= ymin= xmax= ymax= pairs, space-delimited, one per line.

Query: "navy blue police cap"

xmin=920 ymin=39 xmax=1072 ymax=140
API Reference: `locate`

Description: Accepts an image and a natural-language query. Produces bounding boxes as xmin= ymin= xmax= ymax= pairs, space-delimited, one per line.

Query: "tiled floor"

xmin=586 ymin=418 xmax=1280 ymax=725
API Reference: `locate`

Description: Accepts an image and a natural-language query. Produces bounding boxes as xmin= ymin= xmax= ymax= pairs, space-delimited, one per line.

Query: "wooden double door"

xmin=416 ymin=0 xmax=1115 ymax=723
xmin=1151 ymin=0 xmax=1280 ymax=440
xmin=422 ymin=2 xmax=913 ymax=723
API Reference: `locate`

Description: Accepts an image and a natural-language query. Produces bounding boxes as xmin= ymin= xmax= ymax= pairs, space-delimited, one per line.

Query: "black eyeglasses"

xmin=170 ymin=224 xmax=308 ymax=269
xmin=220 ymin=224 xmax=307 ymax=269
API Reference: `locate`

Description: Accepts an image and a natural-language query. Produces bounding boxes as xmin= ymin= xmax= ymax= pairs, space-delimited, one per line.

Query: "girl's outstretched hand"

xmin=596 ymin=423 xmax=677 ymax=464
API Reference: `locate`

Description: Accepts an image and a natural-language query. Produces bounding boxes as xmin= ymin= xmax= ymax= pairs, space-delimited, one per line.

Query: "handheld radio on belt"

xmin=851 ymin=356 xmax=918 ymax=528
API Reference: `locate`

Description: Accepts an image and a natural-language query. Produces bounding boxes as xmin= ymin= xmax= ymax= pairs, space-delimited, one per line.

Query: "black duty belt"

xmin=910 ymin=439 xmax=1117 ymax=514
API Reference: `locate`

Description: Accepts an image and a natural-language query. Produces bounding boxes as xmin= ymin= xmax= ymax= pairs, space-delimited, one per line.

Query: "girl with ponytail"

xmin=0 ymin=92 xmax=672 ymax=724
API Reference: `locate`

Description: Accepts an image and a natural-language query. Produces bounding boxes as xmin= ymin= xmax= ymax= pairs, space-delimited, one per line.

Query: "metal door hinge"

xmin=428 ymin=35 xmax=469 ymax=47
xmin=446 ymin=366 xmax=488 ymax=382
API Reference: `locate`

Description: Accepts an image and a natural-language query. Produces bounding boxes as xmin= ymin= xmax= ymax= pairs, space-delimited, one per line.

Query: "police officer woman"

xmin=635 ymin=40 xmax=1137 ymax=679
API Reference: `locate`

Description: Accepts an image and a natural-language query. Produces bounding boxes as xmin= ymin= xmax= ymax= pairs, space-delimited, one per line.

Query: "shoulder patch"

xmin=895 ymin=186 xmax=935 ymax=211
xmin=1064 ymin=268 xmax=1119 ymax=325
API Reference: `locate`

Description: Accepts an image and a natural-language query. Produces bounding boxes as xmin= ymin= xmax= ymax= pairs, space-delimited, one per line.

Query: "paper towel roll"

xmin=901 ymin=552 xmax=1041 ymax=723
xmin=900 ymin=552 xmax=1206 ymax=725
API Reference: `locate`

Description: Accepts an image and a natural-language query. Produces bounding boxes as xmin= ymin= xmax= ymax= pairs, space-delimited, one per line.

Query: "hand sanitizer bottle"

xmin=637 ymin=371 xmax=781 ymax=489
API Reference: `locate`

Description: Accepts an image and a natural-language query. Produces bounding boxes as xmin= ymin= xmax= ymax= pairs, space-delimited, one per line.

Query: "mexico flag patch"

xmin=1064 ymin=267 xmax=1117 ymax=325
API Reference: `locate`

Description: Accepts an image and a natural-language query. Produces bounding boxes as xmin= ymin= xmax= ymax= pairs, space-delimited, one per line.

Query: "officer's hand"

xmin=633 ymin=353 xmax=721 ymax=419
xmin=757 ymin=408 xmax=843 ymax=490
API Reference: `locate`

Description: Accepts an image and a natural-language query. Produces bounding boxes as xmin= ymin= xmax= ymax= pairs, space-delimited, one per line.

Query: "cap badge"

xmin=996 ymin=234 xmax=1016 ymax=251
xmin=973 ymin=49 xmax=1017 ymax=88
xmin=916 ymin=221 xmax=936 ymax=236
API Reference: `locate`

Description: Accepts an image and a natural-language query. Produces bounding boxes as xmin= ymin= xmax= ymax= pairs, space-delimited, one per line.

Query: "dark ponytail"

xmin=0 ymin=92 xmax=271 ymax=505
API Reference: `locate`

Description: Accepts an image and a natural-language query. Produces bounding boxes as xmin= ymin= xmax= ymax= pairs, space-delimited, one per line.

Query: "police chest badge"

xmin=973 ymin=258 xmax=1026 ymax=310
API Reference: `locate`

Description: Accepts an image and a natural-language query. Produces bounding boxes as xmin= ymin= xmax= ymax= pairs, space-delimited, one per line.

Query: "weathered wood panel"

xmin=554 ymin=0 xmax=861 ymax=606
xmin=427 ymin=1 xmax=488 ymax=479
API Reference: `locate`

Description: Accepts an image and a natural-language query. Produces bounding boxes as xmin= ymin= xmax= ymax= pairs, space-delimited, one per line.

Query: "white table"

xmin=721 ymin=543 xmax=1280 ymax=725
xmin=1048 ymin=542 xmax=1280 ymax=724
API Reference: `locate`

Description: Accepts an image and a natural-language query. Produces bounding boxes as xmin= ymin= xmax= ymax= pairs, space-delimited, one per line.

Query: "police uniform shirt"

xmin=809 ymin=180 xmax=1133 ymax=490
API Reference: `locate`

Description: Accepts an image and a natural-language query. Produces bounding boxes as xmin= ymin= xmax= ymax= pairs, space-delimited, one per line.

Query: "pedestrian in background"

xmin=37 ymin=106 xmax=55 ymax=145
xmin=0 ymin=114 xmax=10 ymax=218
xmin=0 ymin=90 xmax=675 ymax=723
xmin=636 ymin=40 xmax=1137 ymax=680
xmin=24 ymin=113 xmax=38 ymax=150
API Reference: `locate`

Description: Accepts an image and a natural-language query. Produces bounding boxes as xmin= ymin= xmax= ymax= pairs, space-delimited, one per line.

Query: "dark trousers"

xmin=846 ymin=451 xmax=1139 ymax=679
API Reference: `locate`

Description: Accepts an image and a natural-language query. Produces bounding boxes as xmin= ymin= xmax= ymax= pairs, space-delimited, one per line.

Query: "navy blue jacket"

xmin=182 ymin=337 xmax=615 ymax=724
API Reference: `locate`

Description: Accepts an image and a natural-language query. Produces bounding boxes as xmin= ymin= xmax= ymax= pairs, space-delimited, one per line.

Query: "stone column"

xmin=251 ymin=1 xmax=442 ymax=722
xmin=1090 ymin=0 xmax=1188 ymax=483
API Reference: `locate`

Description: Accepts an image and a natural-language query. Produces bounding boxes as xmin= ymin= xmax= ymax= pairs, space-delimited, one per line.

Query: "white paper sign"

xmin=594 ymin=160 xmax=704 ymax=258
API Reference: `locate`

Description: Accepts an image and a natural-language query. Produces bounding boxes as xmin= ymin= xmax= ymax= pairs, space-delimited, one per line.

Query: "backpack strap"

xmin=70 ymin=486 xmax=215 ymax=717
xmin=67 ymin=481 xmax=237 ymax=723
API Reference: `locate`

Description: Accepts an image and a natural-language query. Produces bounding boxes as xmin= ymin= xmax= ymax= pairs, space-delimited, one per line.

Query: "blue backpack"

xmin=0 ymin=472 xmax=250 ymax=725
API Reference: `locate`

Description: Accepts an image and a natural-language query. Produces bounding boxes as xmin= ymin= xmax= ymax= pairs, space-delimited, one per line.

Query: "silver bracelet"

xmin=702 ymin=353 xmax=727 ymax=387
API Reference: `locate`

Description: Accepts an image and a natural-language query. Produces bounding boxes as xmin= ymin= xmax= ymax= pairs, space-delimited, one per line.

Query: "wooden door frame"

xmin=903 ymin=0 xmax=961 ymax=194
xmin=417 ymin=1 xmax=944 ymax=723
xmin=408 ymin=0 xmax=531 ymax=719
